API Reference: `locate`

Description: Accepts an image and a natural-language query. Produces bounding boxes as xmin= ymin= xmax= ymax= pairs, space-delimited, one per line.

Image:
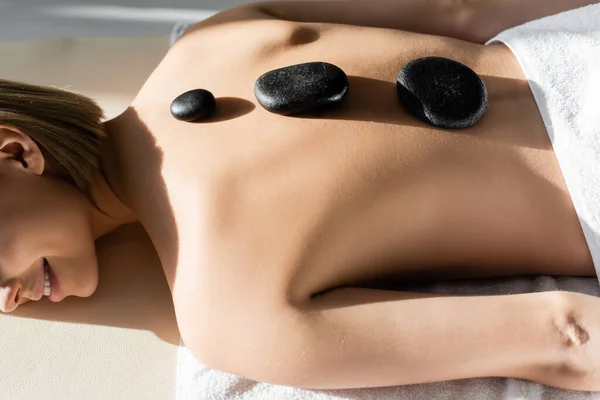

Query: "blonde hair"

xmin=0 ymin=79 xmax=106 ymax=196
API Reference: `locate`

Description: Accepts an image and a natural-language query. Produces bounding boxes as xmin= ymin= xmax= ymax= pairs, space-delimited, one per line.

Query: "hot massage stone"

xmin=171 ymin=89 xmax=216 ymax=122
xmin=396 ymin=57 xmax=488 ymax=129
xmin=254 ymin=62 xmax=349 ymax=115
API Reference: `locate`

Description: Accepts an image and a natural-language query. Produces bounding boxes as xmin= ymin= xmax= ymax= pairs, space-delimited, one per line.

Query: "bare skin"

xmin=96 ymin=0 xmax=600 ymax=391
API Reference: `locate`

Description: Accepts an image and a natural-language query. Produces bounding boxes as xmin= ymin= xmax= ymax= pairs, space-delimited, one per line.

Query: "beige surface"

xmin=0 ymin=36 xmax=181 ymax=400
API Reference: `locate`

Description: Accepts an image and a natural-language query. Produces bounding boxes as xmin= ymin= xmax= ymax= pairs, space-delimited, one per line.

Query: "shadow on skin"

xmin=299 ymin=132 xmax=595 ymax=310
xmin=4 ymin=108 xmax=181 ymax=346
xmin=2 ymin=76 xmax=596 ymax=395
xmin=292 ymin=75 xmax=553 ymax=150
xmin=308 ymin=217 xmax=600 ymax=397
xmin=1 ymin=72 xmax=582 ymax=345
xmin=197 ymin=97 xmax=256 ymax=123
xmin=287 ymin=25 xmax=322 ymax=46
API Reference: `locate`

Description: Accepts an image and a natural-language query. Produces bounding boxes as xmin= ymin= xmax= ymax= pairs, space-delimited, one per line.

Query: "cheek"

xmin=0 ymin=176 xmax=98 ymax=288
xmin=0 ymin=215 xmax=33 ymax=274
xmin=30 ymin=186 xmax=94 ymax=251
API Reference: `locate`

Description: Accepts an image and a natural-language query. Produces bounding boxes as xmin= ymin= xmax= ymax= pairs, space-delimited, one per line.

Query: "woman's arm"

xmin=180 ymin=287 xmax=600 ymax=391
xmin=469 ymin=0 xmax=600 ymax=43
xmin=218 ymin=0 xmax=599 ymax=44
xmin=250 ymin=0 xmax=477 ymax=41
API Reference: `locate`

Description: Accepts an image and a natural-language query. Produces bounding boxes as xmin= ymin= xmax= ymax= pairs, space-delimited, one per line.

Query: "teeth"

xmin=43 ymin=263 xmax=51 ymax=297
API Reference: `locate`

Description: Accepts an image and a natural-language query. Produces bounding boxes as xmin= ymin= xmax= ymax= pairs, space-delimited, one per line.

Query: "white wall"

xmin=0 ymin=0 xmax=254 ymax=40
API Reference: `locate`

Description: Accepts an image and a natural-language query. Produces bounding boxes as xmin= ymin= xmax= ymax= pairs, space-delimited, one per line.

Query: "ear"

xmin=0 ymin=125 xmax=45 ymax=175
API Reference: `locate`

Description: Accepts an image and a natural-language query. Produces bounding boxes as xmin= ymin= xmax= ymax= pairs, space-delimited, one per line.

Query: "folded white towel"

xmin=175 ymin=4 xmax=600 ymax=399
xmin=486 ymin=2 xmax=600 ymax=282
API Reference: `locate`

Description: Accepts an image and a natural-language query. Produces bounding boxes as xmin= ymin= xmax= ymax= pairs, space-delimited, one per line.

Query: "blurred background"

xmin=0 ymin=0 xmax=255 ymax=117
xmin=0 ymin=0 xmax=252 ymax=40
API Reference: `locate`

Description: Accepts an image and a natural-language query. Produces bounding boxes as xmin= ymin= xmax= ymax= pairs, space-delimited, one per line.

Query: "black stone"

xmin=254 ymin=62 xmax=349 ymax=115
xmin=396 ymin=57 xmax=488 ymax=129
xmin=171 ymin=89 xmax=216 ymax=122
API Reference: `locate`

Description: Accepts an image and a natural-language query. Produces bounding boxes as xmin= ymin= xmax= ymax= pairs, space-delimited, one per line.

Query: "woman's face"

xmin=0 ymin=126 xmax=98 ymax=313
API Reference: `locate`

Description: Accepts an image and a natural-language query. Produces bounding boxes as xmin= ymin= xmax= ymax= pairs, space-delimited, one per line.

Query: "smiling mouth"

xmin=43 ymin=259 xmax=51 ymax=297
xmin=43 ymin=259 xmax=66 ymax=302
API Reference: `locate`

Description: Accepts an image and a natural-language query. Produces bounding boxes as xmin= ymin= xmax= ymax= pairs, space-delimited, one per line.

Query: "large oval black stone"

xmin=171 ymin=89 xmax=216 ymax=122
xmin=254 ymin=62 xmax=349 ymax=115
xmin=396 ymin=57 xmax=488 ymax=129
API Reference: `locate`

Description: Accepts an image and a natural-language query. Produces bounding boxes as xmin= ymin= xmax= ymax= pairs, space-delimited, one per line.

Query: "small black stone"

xmin=396 ymin=57 xmax=488 ymax=129
xmin=254 ymin=62 xmax=349 ymax=115
xmin=171 ymin=89 xmax=216 ymax=122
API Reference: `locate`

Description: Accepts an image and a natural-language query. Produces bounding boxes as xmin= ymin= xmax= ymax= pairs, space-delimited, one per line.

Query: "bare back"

xmin=129 ymin=14 xmax=593 ymax=310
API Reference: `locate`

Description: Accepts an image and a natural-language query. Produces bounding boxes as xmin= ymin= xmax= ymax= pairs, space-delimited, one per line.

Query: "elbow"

xmin=180 ymin=308 xmax=318 ymax=388
xmin=185 ymin=335 xmax=318 ymax=388
xmin=461 ymin=19 xmax=495 ymax=44
xmin=449 ymin=0 xmax=490 ymax=43
xmin=539 ymin=291 xmax=600 ymax=391
xmin=460 ymin=27 xmax=491 ymax=44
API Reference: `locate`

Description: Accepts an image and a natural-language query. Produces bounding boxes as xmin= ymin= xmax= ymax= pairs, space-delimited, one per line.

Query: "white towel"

xmin=176 ymin=4 xmax=600 ymax=399
xmin=485 ymin=2 xmax=600 ymax=280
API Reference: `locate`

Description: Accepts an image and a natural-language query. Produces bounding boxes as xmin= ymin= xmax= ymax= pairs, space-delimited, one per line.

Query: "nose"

xmin=0 ymin=280 xmax=22 ymax=313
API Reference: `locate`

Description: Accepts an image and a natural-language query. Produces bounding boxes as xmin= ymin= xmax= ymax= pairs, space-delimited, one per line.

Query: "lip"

xmin=47 ymin=262 xmax=66 ymax=302
xmin=32 ymin=259 xmax=45 ymax=301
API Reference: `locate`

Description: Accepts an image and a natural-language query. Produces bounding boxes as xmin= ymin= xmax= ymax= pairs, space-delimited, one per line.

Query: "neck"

xmin=100 ymin=107 xmax=165 ymax=221
xmin=98 ymin=107 xmax=179 ymax=287
xmin=97 ymin=110 xmax=139 ymax=224
xmin=86 ymin=110 xmax=141 ymax=240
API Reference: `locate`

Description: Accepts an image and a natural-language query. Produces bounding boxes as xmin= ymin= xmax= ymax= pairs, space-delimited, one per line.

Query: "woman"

xmin=1 ymin=0 xmax=599 ymax=391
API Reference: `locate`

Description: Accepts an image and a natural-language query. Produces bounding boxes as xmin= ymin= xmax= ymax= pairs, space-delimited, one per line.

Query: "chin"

xmin=77 ymin=277 xmax=99 ymax=298
xmin=82 ymin=283 xmax=99 ymax=298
